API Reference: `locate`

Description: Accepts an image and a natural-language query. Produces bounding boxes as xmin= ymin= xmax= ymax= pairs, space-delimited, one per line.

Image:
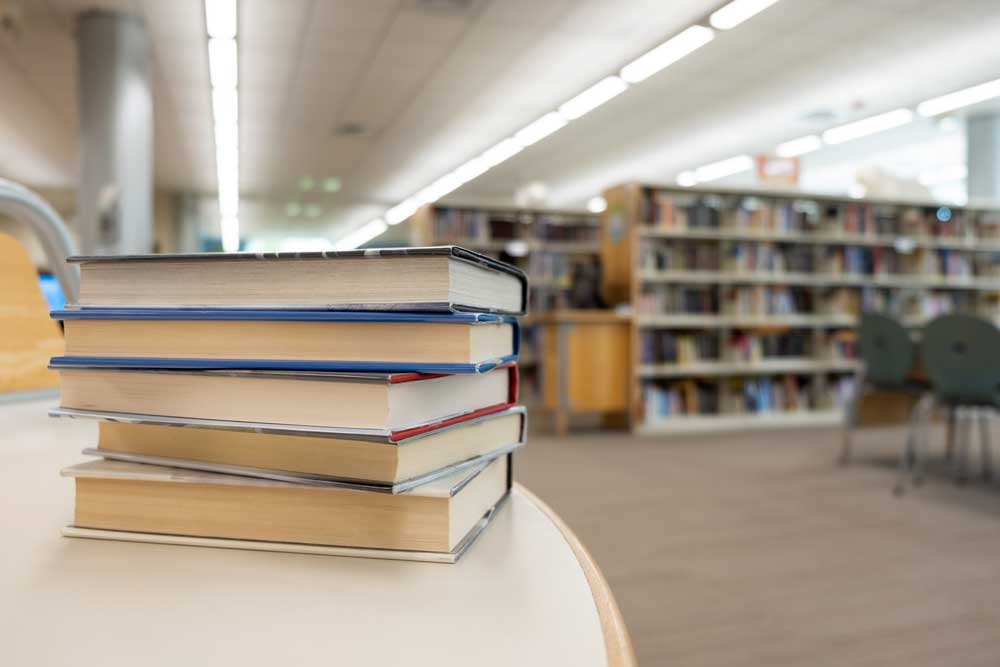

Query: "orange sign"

xmin=755 ymin=155 xmax=799 ymax=187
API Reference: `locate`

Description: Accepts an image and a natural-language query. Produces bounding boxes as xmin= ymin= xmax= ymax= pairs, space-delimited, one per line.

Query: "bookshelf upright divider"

xmin=601 ymin=183 xmax=1000 ymax=435
xmin=409 ymin=203 xmax=600 ymax=407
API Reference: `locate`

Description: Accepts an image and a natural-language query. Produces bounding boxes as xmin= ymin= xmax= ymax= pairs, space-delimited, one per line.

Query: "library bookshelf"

xmin=601 ymin=183 xmax=1000 ymax=435
xmin=409 ymin=203 xmax=600 ymax=404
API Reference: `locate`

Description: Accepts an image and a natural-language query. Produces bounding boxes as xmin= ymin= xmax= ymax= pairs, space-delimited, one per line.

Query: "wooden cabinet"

xmin=538 ymin=310 xmax=631 ymax=435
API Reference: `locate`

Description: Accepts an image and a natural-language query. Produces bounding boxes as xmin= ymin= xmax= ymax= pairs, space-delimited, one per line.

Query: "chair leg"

xmin=954 ymin=408 xmax=971 ymax=485
xmin=979 ymin=409 xmax=993 ymax=482
xmin=945 ymin=406 xmax=957 ymax=463
xmin=913 ymin=394 xmax=935 ymax=486
xmin=894 ymin=393 xmax=933 ymax=496
xmin=839 ymin=376 xmax=865 ymax=466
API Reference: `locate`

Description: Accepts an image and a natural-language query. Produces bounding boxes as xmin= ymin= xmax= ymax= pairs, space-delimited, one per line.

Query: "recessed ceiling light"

xmin=775 ymin=135 xmax=822 ymax=158
xmin=204 ymin=0 xmax=236 ymax=39
xmin=676 ymin=171 xmax=698 ymax=187
xmin=322 ymin=177 xmax=342 ymax=193
xmin=558 ymin=76 xmax=629 ymax=120
xmin=334 ymin=219 xmax=387 ymax=251
xmin=917 ymin=77 xmax=1000 ymax=117
xmin=208 ymin=38 xmax=237 ymax=89
xmin=514 ymin=112 xmax=569 ymax=147
xmin=299 ymin=176 xmax=315 ymax=191
xmin=694 ymin=155 xmax=754 ymax=182
xmin=285 ymin=202 xmax=302 ymax=217
xmin=304 ymin=203 xmax=322 ymax=218
xmin=821 ymin=108 xmax=913 ymax=144
xmin=709 ymin=0 xmax=781 ymax=30
xmin=619 ymin=25 xmax=714 ymax=84
xmin=586 ymin=196 xmax=607 ymax=213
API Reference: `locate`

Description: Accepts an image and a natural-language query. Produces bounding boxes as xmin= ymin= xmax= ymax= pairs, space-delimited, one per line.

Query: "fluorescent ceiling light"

xmin=694 ymin=155 xmax=753 ymax=182
xmin=478 ymin=138 xmax=524 ymax=167
xmin=218 ymin=181 xmax=238 ymax=218
xmin=676 ymin=171 xmax=698 ymax=187
xmin=205 ymin=0 xmax=237 ymax=39
xmin=917 ymin=77 xmax=1000 ymax=117
xmin=821 ymin=108 xmax=913 ymax=145
xmin=514 ymin=112 xmax=568 ymax=147
xmin=558 ymin=76 xmax=628 ymax=120
xmin=775 ymin=134 xmax=821 ymax=158
xmin=212 ymin=87 xmax=238 ymax=127
xmin=220 ymin=216 xmax=240 ymax=252
xmin=918 ymin=163 xmax=968 ymax=187
xmin=586 ymin=196 xmax=607 ymax=213
xmin=208 ymin=38 xmax=238 ymax=88
xmin=334 ymin=219 xmax=388 ymax=251
xmin=620 ymin=25 xmax=714 ymax=84
xmin=709 ymin=0 xmax=781 ymax=30
xmin=450 ymin=157 xmax=490 ymax=184
xmin=385 ymin=199 xmax=420 ymax=225
xmin=417 ymin=173 xmax=465 ymax=205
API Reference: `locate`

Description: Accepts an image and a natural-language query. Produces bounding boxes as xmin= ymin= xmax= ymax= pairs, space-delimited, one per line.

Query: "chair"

xmin=920 ymin=314 xmax=1000 ymax=484
xmin=840 ymin=313 xmax=933 ymax=491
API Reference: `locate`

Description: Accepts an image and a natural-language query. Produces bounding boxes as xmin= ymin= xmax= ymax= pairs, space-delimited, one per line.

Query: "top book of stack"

xmin=68 ymin=246 xmax=528 ymax=316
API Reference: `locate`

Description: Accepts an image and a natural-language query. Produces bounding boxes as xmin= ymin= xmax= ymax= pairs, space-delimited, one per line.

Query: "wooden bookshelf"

xmin=409 ymin=204 xmax=600 ymax=405
xmin=601 ymin=183 xmax=1000 ymax=435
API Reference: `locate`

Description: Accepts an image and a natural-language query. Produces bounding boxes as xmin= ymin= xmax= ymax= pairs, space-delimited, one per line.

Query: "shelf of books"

xmin=601 ymin=183 xmax=1000 ymax=435
xmin=409 ymin=204 xmax=600 ymax=404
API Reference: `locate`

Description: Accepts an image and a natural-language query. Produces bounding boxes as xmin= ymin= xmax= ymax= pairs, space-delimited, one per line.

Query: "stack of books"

xmin=49 ymin=247 xmax=528 ymax=563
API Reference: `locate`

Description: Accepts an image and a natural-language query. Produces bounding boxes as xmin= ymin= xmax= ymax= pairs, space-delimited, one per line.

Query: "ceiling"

xmin=1 ymin=0 xmax=1000 ymax=241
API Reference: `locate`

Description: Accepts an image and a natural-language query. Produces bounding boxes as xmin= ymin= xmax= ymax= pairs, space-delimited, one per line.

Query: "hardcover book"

xmin=62 ymin=454 xmax=512 ymax=561
xmin=50 ymin=365 xmax=518 ymax=434
xmin=51 ymin=309 xmax=519 ymax=374
xmin=68 ymin=246 xmax=528 ymax=315
xmin=51 ymin=405 xmax=526 ymax=493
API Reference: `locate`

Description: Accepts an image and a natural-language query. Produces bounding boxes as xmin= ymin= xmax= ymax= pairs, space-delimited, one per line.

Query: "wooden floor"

xmin=518 ymin=423 xmax=1000 ymax=666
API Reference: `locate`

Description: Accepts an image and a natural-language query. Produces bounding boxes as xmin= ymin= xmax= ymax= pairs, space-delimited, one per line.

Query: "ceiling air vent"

xmin=405 ymin=0 xmax=479 ymax=16
xmin=333 ymin=122 xmax=367 ymax=137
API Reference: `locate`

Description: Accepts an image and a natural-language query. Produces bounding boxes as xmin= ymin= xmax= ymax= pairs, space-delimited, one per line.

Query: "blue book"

xmin=51 ymin=309 xmax=519 ymax=374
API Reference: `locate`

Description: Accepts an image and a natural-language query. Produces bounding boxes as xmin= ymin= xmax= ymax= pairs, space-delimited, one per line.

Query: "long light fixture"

xmin=333 ymin=219 xmax=387 ymax=251
xmin=619 ymin=25 xmax=714 ymax=84
xmin=694 ymin=154 xmax=754 ymax=182
xmin=821 ymin=108 xmax=913 ymax=145
xmin=514 ymin=112 xmax=569 ymax=147
xmin=775 ymin=134 xmax=822 ymax=158
xmin=332 ymin=2 xmax=780 ymax=249
xmin=917 ymin=77 xmax=1000 ymax=117
xmin=558 ymin=77 xmax=629 ymax=120
xmin=709 ymin=0 xmax=781 ymax=30
xmin=205 ymin=0 xmax=239 ymax=252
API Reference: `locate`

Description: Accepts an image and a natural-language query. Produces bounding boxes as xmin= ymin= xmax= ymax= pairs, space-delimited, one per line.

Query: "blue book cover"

xmin=50 ymin=308 xmax=520 ymax=374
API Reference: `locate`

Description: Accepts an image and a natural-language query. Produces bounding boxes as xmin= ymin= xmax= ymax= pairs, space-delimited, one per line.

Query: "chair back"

xmin=921 ymin=314 xmax=1000 ymax=407
xmin=858 ymin=312 xmax=915 ymax=389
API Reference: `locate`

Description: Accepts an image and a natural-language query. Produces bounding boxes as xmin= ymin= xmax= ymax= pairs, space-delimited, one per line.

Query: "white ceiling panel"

xmin=1 ymin=0 xmax=999 ymax=240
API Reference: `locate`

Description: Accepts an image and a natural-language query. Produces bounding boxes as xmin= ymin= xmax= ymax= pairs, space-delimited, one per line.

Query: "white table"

xmin=0 ymin=397 xmax=634 ymax=666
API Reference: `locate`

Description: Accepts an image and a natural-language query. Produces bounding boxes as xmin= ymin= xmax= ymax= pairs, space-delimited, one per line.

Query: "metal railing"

xmin=0 ymin=178 xmax=79 ymax=303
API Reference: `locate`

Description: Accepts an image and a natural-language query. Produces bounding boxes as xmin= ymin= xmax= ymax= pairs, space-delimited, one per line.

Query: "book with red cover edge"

xmin=389 ymin=364 xmax=518 ymax=442
xmin=48 ymin=364 xmax=520 ymax=444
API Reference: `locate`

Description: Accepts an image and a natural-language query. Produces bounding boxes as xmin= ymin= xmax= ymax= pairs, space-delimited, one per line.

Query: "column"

xmin=76 ymin=10 xmax=153 ymax=254
xmin=967 ymin=113 xmax=1000 ymax=201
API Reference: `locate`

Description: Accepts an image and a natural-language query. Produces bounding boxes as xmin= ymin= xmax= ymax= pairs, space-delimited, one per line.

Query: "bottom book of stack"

xmin=57 ymin=406 xmax=525 ymax=564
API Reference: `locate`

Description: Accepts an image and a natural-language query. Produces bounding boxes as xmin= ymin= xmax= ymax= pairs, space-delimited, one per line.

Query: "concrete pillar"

xmin=967 ymin=113 xmax=1000 ymax=201
xmin=76 ymin=10 xmax=153 ymax=254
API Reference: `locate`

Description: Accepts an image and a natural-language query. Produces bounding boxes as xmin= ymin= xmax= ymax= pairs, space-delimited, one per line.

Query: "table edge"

xmin=514 ymin=483 xmax=637 ymax=667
